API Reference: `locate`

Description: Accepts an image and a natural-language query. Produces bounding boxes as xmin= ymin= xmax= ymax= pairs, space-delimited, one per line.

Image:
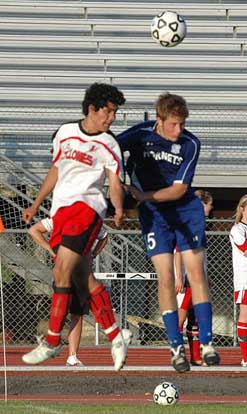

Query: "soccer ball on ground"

xmin=153 ymin=381 xmax=179 ymax=406
xmin=150 ymin=10 xmax=187 ymax=48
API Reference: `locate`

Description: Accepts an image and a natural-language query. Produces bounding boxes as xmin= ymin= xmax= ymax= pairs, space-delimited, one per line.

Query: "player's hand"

xmin=124 ymin=185 xmax=145 ymax=205
xmin=175 ymin=280 xmax=184 ymax=294
xmin=22 ymin=206 xmax=38 ymax=224
xmin=114 ymin=208 xmax=124 ymax=228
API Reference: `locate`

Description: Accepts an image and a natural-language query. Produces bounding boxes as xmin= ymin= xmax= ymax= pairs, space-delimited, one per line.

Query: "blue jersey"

xmin=117 ymin=120 xmax=200 ymax=207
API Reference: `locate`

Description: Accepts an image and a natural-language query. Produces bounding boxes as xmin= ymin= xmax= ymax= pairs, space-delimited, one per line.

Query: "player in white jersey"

xmin=22 ymin=83 xmax=132 ymax=368
xmin=28 ymin=217 xmax=108 ymax=366
xmin=229 ymin=194 xmax=247 ymax=366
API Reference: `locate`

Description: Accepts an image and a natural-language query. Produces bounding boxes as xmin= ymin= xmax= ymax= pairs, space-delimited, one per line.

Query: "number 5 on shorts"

xmin=146 ymin=232 xmax=156 ymax=250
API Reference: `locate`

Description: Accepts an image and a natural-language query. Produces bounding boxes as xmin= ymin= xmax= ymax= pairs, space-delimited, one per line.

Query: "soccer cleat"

xmin=241 ymin=359 xmax=247 ymax=367
xmin=111 ymin=328 xmax=132 ymax=371
xmin=22 ymin=339 xmax=62 ymax=364
xmin=66 ymin=354 xmax=84 ymax=367
xmin=171 ymin=345 xmax=190 ymax=373
xmin=200 ymin=342 xmax=220 ymax=366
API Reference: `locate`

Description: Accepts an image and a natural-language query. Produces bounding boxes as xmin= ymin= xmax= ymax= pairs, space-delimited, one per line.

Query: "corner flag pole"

xmin=0 ymin=254 xmax=8 ymax=402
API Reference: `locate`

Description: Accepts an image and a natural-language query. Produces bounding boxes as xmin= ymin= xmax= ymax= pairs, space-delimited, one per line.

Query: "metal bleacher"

xmin=0 ymin=0 xmax=247 ymax=186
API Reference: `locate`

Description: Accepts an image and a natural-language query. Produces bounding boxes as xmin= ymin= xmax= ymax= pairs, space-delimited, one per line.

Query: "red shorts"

xmin=176 ymin=287 xmax=192 ymax=310
xmin=234 ymin=290 xmax=247 ymax=305
xmin=50 ymin=201 xmax=102 ymax=256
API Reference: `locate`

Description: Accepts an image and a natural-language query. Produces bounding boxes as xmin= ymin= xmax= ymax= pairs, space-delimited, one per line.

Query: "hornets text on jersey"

xmin=117 ymin=120 xmax=200 ymax=207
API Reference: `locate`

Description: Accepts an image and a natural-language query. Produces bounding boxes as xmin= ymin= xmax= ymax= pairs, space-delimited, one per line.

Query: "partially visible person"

xmin=194 ymin=190 xmax=214 ymax=220
xmin=0 ymin=215 xmax=5 ymax=233
xmin=175 ymin=190 xmax=214 ymax=366
xmin=22 ymin=83 xmax=132 ymax=370
xmin=118 ymin=92 xmax=220 ymax=372
xmin=28 ymin=218 xmax=108 ymax=366
xmin=229 ymin=194 xmax=247 ymax=367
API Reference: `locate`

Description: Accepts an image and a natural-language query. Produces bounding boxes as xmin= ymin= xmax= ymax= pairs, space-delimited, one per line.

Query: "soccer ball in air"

xmin=151 ymin=10 xmax=187 ymax=47
xmin=153 ymin=381 xmax=179 ymax=406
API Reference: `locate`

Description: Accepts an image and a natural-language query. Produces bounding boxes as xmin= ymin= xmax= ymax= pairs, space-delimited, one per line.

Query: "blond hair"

xmin=235 ymin=194 xmax=247 ymax=223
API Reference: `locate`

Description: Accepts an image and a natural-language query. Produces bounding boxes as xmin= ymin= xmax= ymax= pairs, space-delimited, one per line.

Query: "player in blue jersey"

xmin=117 ymin=92 xmax=220 ymax=372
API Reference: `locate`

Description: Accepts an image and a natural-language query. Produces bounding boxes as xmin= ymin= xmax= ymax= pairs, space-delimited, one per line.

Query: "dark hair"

xmin=82 ymin=83 xmax=125 ymax=115
xmin=156 ymin=92 xmax=189 ymax=121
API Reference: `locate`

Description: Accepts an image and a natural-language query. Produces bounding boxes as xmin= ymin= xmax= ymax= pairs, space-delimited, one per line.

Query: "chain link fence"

xmin=0 ymin=217 xmax=236 ymax=348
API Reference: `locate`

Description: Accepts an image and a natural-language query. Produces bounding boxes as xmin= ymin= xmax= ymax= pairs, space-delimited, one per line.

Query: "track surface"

xmin=1 ymin=345 xmax=244 ymax=367
xmin=0 ymin=346 xmax=247 ymax=404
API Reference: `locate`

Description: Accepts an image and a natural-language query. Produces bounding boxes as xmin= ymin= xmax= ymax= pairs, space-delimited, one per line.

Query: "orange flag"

xmin=0 ymin=216 xmax=5 ymax=233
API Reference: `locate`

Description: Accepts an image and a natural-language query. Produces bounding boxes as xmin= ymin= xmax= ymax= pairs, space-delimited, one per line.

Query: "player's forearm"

xmin=31 ymin=165 xmax=58 ymax=211
xmin=143 ymin=184 xmax=187 ymax=203
xmin=109 ymin=185 xmax=124 ymax=215
xmin=108 ymin=171 xmax=124 ymax=213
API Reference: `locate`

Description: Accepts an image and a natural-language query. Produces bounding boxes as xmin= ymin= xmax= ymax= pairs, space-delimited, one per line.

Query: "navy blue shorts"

xmin=138 ymin=197 xmax=207 ymax=258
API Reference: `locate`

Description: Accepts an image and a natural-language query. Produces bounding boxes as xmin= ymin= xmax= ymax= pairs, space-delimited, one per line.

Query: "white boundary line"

xmin=0 ymin=365 xmax=245 ymax=372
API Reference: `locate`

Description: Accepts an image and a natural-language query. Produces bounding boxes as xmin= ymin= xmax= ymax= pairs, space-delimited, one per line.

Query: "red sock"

xmin=89 ymin=284 xmax=120 ymax=342
xmin=186 ymin=308 xmax=201 ymax=362
xmin=238 ymin=321 xmax=247 ymax=362
xmin=187 ymin=326 xmax=201 ymax=362
xmin=45 ymin=293 xmax=71 ymax=347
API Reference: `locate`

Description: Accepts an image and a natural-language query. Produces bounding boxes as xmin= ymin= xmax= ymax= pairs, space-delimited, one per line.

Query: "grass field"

xmin=1 ymin=401 xmax=247 ymax=414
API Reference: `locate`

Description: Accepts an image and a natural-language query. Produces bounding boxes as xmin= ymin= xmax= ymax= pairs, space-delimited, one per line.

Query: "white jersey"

xmin=41 ymin=217 xmax=108 ymax=240
xmin=50 ymin=121 xmax=124 ymax=218
xmin=229 ymin=222 xmax=247 ymax=291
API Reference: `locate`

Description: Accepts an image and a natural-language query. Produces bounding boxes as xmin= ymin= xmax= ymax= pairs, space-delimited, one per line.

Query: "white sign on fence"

xmin=94 ymin=273 xmax=157 ymax=280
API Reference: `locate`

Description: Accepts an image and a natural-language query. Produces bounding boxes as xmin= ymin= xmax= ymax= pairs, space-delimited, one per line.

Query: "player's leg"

xmin=66 ymin=313 xmax=84 ymax=366
xmin=176 ymin=287 xmax=201 ymax=365
xmin=178 ymin=307 xmax=187 ymax=334
xmin=235 ymin=291 xmax=247 ymax=366
xmin=87 ymin=271 xmax=132 ymax=371
xmin=66 ymin=279 xmax=87 ymax=367
xmin=139 ymin=205 xmax=189 ymax=372
xmin=47 ymin=246 xmax=81 ymax=343
xmin=22 ymin=246 xmax=81 ymax=364
xmin=182 ymin=249 xmax=220 ymax=366
xmin=72 ymin=256 xmax=132 ymax=371
xmin=152 ymin=253 xmax=190 ymax=373
xmin=177 ymin=199 xmax=220 ymax=367
xmin=176 ymin=291 xmax=188 ymax=334
xmin=23 ymin=202 xmax=101 ymax=364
